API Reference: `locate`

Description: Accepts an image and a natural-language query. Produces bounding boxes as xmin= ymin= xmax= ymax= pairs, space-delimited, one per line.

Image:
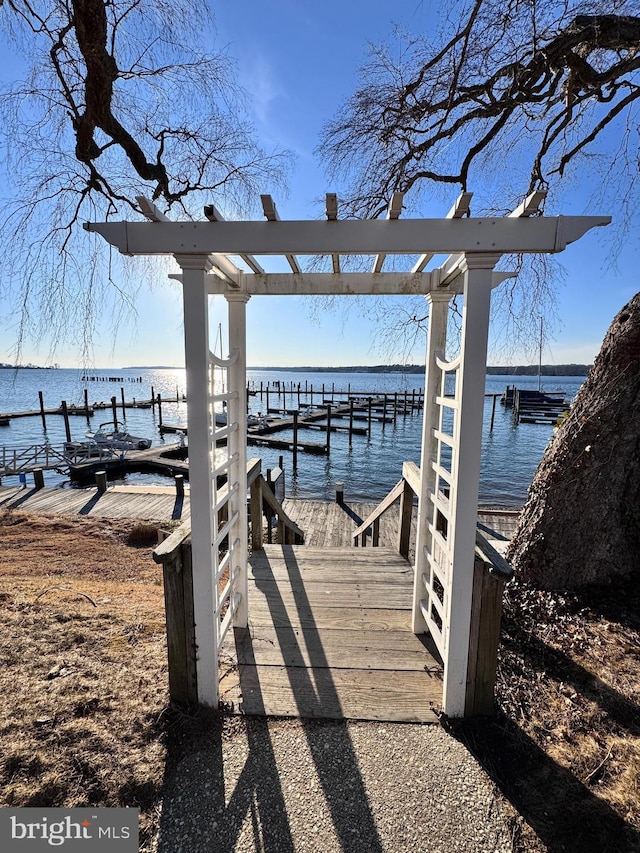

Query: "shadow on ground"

xmin=157 ymin=710 xmax=385 ymax=853
xmin=454 ymin=712 xmax=640 ymax=853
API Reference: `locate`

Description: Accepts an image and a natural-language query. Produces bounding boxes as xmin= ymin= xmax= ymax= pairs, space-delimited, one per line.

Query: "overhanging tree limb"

xmin=320 ymin=4 xmax=640 ymax=216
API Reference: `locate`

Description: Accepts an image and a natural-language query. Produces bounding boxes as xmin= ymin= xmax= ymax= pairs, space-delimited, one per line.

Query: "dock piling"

xmin=111 ymin=396 xmax=118 ymax=428
xmin=157 ymin=394 xmax=163 ymax=427
xmin=121 ymin=387 xmax=126 ymax=417
xmin=292 ymin=410 xmax=299 ymax=472
xmin=60 ymin=401 xmax=72 ymax=442
xmin=335 ymin=481 xmax=344 ymax=504
xmin=33 ymin=468 xmax=44 ymax=490
xmin=96 ymin=470 xmax=107 ymax=493
xmin=490 ymin=393 xmax=498 ymax=431
xmin=175 ymin=474 xmax=185 ymax=497
xmin=349 ymin=398 xmax=354 ymax=447
xmin=38 ymin=391 xmax=47 ymax=431
xmin=326 ymin=404 xmax=332 ymax=453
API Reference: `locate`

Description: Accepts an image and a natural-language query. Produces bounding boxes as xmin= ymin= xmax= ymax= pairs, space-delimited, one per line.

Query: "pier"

xmin=501 ymin=385 xmax=569 ymax=424
xmin=0 ymin=441 xmax=187 ymax=483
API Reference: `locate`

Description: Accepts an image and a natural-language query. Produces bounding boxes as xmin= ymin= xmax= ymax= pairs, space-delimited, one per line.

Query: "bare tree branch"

xmin=0 ymin=0 xmax=292 ymax=359
xmin=319 ymin=3 xmax=640 ymax=218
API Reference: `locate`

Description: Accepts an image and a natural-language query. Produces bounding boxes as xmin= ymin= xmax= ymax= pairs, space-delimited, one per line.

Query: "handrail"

xmin=402 ymin=460 xmax=420 ymax=494
xmin=254 ymin=474 xmax=304 ymax=545
xmin=353 ymin=479 xmax=404 ymax=544
xmin=351 ymin=459 xmax=515 ymax=583
xmin=475 ymin=531 xmax=514 ymax=580
xmin=352 ymin=460 xmax=420 ymax=558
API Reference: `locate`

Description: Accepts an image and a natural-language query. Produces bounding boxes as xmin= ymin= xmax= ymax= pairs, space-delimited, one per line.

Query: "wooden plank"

xmin=248 ymin=602 xmax=411 ymax=631
xmin=250 ymin=581 xmax=413 ymax=610
xmin=219 ymin=665 xmax=441 ymax=722
xmin=0 ymin=485 xmax=190 ymax=522
xmin=224 ymin=625 xmax=438 ymax=671
xmin=254 ymin=544 xmax=407 ymax=565
xmin=249 ymin=565 xmax=412 ymax=584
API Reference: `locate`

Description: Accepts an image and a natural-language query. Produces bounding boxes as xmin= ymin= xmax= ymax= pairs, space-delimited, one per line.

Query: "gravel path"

xmin=155 ymin=716 xmax=515 ymax=853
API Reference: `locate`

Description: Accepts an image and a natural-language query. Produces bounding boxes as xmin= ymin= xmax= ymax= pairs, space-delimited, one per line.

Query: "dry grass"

xmin=0 ymin=509 xmax=168 ymax=851
xmin=458 ymin=577 xmax=640 ymax=852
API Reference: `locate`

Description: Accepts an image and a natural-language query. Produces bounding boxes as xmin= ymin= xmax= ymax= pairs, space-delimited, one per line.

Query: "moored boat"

xmin=86 ymin=421 xmax=152 ymax=450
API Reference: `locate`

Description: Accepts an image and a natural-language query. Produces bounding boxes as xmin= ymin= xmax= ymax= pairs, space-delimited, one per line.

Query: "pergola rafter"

xmin=85 ymin=192 xmax=609 ymax=718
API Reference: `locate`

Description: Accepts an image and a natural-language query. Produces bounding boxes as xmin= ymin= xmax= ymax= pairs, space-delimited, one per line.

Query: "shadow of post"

xmin=157 ymin=709 xmax=295 ymax=853
xmin=244 ymin=545 xmax=385 ymax=852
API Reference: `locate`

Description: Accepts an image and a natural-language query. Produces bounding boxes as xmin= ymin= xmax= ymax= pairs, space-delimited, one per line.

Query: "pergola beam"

xmin=85 ymin=215 xmax=609 ymax=258
xmin=261 ymin=194 xmax=301 ymax=274
xmin=372 ymin=192 xmax=404 ymax=274
xmin=197 ymin=270 xmax=513 ymax=296
xmin=412 ymin=192 xmax=473 ymax=274
xmin=136 ymin=195 xmax=240 ymax=286
xmin=509 ymin=190 xmax=546 ymax=218
xmin=325 ymin=193 xmax=341 ymax=274
xmin=204 ymin=203 xmax=265 ymax=274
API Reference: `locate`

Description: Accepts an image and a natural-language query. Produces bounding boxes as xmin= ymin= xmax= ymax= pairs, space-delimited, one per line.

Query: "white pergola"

xmin=86 ymin=191 xmax=609 ymax=717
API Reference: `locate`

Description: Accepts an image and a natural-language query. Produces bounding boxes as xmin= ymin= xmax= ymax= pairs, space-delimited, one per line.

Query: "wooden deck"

xmin=219 ymin=544 xmax=443 ymax=722
xmin=283 ymin=498 xmax=519 ymax=556
xmin=0 ymin=484 xmax=189 ymax=522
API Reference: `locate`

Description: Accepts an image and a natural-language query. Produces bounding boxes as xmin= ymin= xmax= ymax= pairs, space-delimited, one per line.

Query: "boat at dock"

xmin=55 ymin=404 xmax=94 ymax=416
xmin=85 ymin=421 xmax=152 ymax=451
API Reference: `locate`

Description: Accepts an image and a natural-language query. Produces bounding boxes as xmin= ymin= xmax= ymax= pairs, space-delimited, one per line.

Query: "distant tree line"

xmin=251 ymin=364 xmax=592 ymax=375
xmin=486 ymin=364 xmax=592 ymax=376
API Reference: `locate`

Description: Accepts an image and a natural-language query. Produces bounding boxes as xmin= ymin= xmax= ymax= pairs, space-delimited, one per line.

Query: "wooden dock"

xmin=66 ymin=443 xmax=188 ymax=482
xmin=0 ymin=484 xmax=189 ymax=522
xmin=282 ymin=498 xmax=519 ymax=557
xmin=219 ymin=544 xmax=443 ymax=722
xmin=218 ymin=502 xmax=518 ymax=722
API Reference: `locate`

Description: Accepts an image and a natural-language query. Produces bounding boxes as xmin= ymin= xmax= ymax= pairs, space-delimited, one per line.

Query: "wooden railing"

xmin=353 ymin=459 xmax=514 ymax=715
xmin=353 ymin=461 xmax=419 ymax=559
xmin=249 ymin=462 xmax=304 ymax=548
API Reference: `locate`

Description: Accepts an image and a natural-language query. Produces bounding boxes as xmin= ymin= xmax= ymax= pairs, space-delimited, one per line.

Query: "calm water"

xmin=0 ymin=367 xmax=584 ymax=505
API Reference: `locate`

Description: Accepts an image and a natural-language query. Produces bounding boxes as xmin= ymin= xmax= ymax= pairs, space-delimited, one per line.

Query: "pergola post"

xmin=225 ymin=291 xmax=250 ymax=627
xmin=443 ymin=254 xmax=498 ymax=717
xmin=413 ymin=291 xmax=451 ymax=634
xmin=176 ymin=254 xmax=219 ymax=706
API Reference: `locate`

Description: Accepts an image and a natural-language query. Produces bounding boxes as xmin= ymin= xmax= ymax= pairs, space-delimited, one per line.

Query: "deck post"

xmin=226 ymin=290 xmax=250 ymax=628
xmin=444 ymin=254 xmax=498 ymax=717
xmin=176 ymin=255 xmax=218 ymax=706
xmin=398 ymin=479 xmax=414 ymax=559
xmin=412 ymin=291 xmax=450 ymax=635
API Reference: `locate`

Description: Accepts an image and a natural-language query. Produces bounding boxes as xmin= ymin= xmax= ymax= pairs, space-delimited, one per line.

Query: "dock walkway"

xmin=220 ymin=544 xmax=442 ymax=722
xmin=219 ymin=501 xmax=518 ymax=722
xmin=0 ymin=484 xmax=189 ymax=522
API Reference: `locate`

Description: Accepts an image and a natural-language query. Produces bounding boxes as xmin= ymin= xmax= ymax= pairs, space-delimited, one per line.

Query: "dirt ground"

xmin=0 ymin=510 xmax=169 ymax=849
xmin=0 ymin=509 xmax=638 ymax=852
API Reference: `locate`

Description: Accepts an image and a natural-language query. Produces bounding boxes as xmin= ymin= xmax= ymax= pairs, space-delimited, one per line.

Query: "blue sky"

xmin=1 ymin=1 xmax=637 ymax=368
